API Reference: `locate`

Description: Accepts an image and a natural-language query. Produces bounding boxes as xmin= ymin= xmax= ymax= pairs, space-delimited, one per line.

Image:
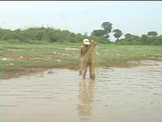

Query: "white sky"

xmin=1 ymin=1 xmax=162 ymax=42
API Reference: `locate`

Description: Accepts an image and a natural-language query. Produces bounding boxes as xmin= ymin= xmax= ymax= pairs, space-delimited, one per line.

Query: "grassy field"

xmin=1 ymin=40 xmax=162 ymax=79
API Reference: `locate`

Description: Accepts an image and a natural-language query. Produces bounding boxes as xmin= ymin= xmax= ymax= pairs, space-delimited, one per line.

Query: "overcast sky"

xmin=1 ymin=1 xmax=162 ymax=41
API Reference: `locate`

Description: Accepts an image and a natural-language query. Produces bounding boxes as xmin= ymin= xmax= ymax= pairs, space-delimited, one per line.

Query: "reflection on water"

xmin=77 ymin=80 xmax=95 ymax=119
xmin=1 ymin=62 xmax=162 ymax=122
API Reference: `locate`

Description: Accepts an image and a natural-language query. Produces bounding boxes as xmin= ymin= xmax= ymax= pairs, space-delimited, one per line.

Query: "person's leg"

xmin=89 ymin=64 xmax=92 ymax=78
xmin=79 ymin=70 xmax=82 ymax=76
xmin=83 ymin=65 xmax=88 ymax=79
xmin=89 ymin=62 xmax=95 ymax=80
xmin=79 ymin=62 xmax=82 ymax=76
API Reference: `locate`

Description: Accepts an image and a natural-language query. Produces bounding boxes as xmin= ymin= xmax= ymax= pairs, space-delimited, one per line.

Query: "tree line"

xmin=92 ymin=22 xmax=162 ymax=45
xmin=1 ymin=22 xmax=162 ymax=45
xmin=0 ymin=26 xmax=110 ymax=44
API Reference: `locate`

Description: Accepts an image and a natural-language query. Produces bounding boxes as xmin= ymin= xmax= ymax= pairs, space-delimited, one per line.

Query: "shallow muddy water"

xmin=1 ymin=62 xmax=162 ymax=122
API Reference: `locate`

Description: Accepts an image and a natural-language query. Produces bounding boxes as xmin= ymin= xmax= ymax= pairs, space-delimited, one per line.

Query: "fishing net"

xmin=79 ymin=40 xmax=97 ymax=80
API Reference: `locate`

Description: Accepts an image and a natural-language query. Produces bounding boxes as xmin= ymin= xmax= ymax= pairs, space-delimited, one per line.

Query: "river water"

xmin=1 ymin=61 xmax=162 ymax=122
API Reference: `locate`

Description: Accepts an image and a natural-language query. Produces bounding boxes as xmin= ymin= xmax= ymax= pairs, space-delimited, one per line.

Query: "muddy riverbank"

xmin=1 ymin=59 xmax=161 ymax=79
xmin=1 ymin=61 xmax=162 ymax=122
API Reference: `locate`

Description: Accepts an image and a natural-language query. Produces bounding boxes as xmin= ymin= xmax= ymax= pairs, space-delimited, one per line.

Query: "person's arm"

xmin=91 ymin=40 xmax=98 ymax=47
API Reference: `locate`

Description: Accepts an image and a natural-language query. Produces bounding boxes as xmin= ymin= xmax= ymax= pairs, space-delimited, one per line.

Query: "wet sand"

xmin=1 ymin=61 xmax=162 ymax=122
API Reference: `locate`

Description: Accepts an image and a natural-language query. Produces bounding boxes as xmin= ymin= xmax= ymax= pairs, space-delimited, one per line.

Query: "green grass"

xmin=1 ymin=40 xmax=162 ymax=79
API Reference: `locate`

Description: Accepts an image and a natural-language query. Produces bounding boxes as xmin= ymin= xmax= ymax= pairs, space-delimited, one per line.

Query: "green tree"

xmin=113 ymin=29 xmax=123 ymax=41
xmin=91 ymin=29 xmax=106 ymax=36
xmin=151 ymin=36 xmax=162 ymax=45
xmin=124 ymin=33 xmax=132 ymax=39
xmin=147 ymin=31 xmax=158 ymax=37
xmin=101 ymin=22 xmax=112 ymax=36
xmin=141 ymin=34 xmax=148 ymax=45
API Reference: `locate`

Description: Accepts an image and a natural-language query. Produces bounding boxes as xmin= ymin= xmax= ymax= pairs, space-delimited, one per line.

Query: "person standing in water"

xmin=79 ymin=39 xmax=98 ymax=79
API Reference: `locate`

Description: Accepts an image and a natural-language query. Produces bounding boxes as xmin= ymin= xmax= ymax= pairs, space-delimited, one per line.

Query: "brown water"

xmin=1 ymin=62 xmax=162 ymax=122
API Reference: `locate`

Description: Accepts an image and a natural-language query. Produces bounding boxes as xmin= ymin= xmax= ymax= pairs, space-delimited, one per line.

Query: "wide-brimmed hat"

xmin=83 ymin=39 xmax=90 ymax=44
